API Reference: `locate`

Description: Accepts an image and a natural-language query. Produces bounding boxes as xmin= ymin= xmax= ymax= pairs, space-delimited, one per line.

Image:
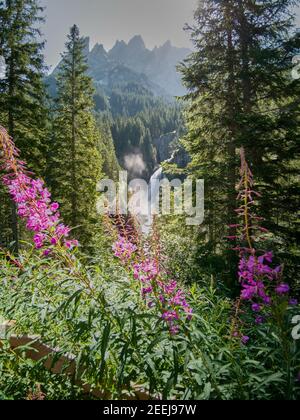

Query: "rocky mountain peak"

xmin=112 ymin=39 xmax=126 ymax=50
xmin=127 ymin=35 xmax=146 ymax=51
xmin=109 ymin=40 xmax=127 ymax=60
xmin=162 ymin=40 xmax=172 ymax=50
xmin=51 ymin=34 xmax=191 ymax=98
xmin=90 ymin=43 xmax=107 ymax=58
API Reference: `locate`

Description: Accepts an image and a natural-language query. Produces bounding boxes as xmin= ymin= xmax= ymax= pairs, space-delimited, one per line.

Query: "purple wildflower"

xmin=113 ymin=235 xmax=193 ymax=334
xmin=241 ymin=336 xmax=250 ymax=345
xmin=255 ymin=316 xmax=265 ymax=325
xmin=252 ymin=303 xmax=261 ymax=313
xmin=289 ymin=299 xmax=298 ymax=306
xmin=275 ymin=283 xmax=290 ymax=295
xmin=0 ymin=127 xmax=78 ymax=253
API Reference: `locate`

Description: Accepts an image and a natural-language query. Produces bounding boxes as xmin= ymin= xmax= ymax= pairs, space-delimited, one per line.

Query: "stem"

xmin=243 ymin=165 xmax=253 ymax=251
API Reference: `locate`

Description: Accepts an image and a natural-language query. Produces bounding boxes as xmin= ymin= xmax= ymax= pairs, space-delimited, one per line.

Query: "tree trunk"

xmin=71 ymin=41 xmax=77 ymax=228
xmin=225 ymin=3 xmax=238 ymax=236
xmin=8 ymin=47 xmax=19 ymax=254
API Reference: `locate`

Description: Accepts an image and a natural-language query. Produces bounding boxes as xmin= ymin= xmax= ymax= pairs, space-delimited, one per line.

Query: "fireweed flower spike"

xmin=231 ymin=148 xmax=296 ymax=330
xmin=112 ymin=234 xmax=192 ymax=335
xmin=112 ymin=236 xmax=137 ymax=263
xmin=0 ymin=126 xmax=107 ymax=314
xmin=0 ymin=127 xmax=78 ymax=253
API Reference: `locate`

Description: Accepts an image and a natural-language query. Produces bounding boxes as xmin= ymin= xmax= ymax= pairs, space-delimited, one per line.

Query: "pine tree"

xmin=232 ymin=0 xmax=300 ymax=285
xmin=180 ymin=0 xmax=300 ymax=284
xmin=96 ymin=116 xmax=120 ymax=181
xmin=49 ymin=25 xmax=102 ymax=248
xmin=0 ymin=0 xmax=48 ymax=251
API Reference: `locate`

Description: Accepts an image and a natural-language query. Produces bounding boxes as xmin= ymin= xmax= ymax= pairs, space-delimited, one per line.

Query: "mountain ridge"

xmin=52 ymin=35 xmax=191 ymax=98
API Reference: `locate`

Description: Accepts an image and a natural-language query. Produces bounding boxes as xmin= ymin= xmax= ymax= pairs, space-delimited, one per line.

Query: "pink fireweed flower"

xmin=252 ymin=303 xmax=261 ymax=313
xmin=226 ymin=236 xmax=238 ymax=241
xmin=113 ymin=235 xmax=193 ymax=334
xmin=112 ymin=236 xmax=137 ymax=263
xmin=275 ymin=283 xmax=290 ymax=295
xmin=65 ymin=240 xmax=79 ymax=249
xmin=55 ymin=224 xmax=71 ymax=238
xmin=51 ymin=237 xmax=58 ymax=246
xmin=255 ymin=316 xmax=265 ymax=325
xmin=241 ymin=336 xmax=250 ymax=345
xmin=0 ymin=127 xmax=78 ymax=253
xmin=289 ymin=299 xmax=298 ymax=306
xmin=133 ymin=259 xmax=159 ymax=283
xmin=142 ymin=286 xmax=153 ymax=295
xmin=50 ymin=202 xmax=60 ymax=212
xmin=184 ymin=306 xmax=193 ymax=321
xmin=169 ymin=325 xmax=180 ymax=335
xmin=162 ymin=310 xmax=179 ymax=321
xmin=231 ymin=148 xmax=296 ymax=334
xmin=33 ymin=233 xmax=47 ymax=249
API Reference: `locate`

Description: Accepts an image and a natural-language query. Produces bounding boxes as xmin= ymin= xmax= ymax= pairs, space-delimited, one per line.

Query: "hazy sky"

xmin=41 ymin=0 xmax=198 ymax=69
xmin=41 ymin=0 xmax=300 ymax=70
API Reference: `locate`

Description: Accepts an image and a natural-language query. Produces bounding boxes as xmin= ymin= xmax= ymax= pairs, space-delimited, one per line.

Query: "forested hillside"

xmin=47 ymin=35 xmax=188 ymax=180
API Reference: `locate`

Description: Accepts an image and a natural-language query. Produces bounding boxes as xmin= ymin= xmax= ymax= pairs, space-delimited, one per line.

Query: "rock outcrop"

xmin=154 ymin=131 xmax=178 ymax=163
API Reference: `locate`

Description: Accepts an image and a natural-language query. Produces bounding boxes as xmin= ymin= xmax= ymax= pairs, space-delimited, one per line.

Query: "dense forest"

xmin=0 ymin=0 xmax=300 ymax=401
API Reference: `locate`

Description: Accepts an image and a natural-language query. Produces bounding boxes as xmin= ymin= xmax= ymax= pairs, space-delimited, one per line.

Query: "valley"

xmin=46 ymin=35 xmax=190 ymax=180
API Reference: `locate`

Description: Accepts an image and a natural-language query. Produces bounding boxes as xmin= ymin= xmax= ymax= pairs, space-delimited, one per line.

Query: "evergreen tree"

xmin=0 ymin=0 xmax=48 ymax=251
xmin=96 ymin=116 xmax=120 ymax=181
xmin=180 ymin=0 xmax=300 ymax=284
xmin=49 ymin=25 xmax=102 ymax=248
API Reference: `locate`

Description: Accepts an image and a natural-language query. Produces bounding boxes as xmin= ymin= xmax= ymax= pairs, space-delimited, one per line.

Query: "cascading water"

xmin=130 ymin=143 xmax=189 ymax=234
xmin=138 ymin=166 xmax=165 ymax=234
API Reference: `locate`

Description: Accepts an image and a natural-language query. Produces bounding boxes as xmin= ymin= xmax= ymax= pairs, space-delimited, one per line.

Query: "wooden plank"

xmin=0 ymin=321 xmax=153 ymax=400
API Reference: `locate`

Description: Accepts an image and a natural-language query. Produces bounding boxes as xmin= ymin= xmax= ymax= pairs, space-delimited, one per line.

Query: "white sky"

xmin=41 ymin=0 xmax=300 ymax=70
xmin=41 ymin=0 xmax=198 ymax=69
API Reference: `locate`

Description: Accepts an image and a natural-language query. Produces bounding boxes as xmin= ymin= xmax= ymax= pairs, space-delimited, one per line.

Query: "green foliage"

xmin=0 ymin=246 xmax=299 ymax=400
xmin=179 ymin=0 xmax=300 ymax=285
xmin=96 ymin=117 xmax=120 ymax=181
xmin=0 ymin=0 xmax=49 ymax=249
xmin=48 ymin=25 xmax=102 ymax=249
xmin=0 ymin=341 xmax=85 ymax=400
xmin=0 ymin=0 xmax=299 ymax=403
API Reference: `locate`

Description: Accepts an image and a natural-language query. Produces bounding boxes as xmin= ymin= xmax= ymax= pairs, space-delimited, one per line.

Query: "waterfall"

xmin=149 ymin=166 xmax=164 ymax=203
xmin=134 ymin=166 xmax=163 ymax=234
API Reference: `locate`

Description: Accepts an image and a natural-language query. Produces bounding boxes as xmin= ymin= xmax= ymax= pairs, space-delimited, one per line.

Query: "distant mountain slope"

xmin=107 ymin=35 xmax=190 ymax=97
xmin=46 ymin=35 xmax=189 ymax=181
xmin=50 ymin=35 xmax=190 ymax=98
xmin=100 ymin=35 xmax=190 ymax=97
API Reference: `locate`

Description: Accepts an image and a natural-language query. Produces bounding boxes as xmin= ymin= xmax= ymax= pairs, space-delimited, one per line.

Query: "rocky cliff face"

xmin=154 ymin=130 xmax=190 ymax=170
xmin=107 ymin=36 xmax=190 ymax=97
xmin=51 ymin=35 xmax=191 ymax=98
xmin=154 ymin=131 xmax=178 ymax=163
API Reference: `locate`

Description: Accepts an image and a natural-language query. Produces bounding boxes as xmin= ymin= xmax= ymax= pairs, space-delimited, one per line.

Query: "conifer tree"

xmin=0 ymin=0 xmax=48 ymax=251
xmin=180 ymin=0 xmax=300 ymax=283
xmin=49 ymin=25 xmax=102 ymax=248
xmin=96 ymin=117 xmax=120 ymax=181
